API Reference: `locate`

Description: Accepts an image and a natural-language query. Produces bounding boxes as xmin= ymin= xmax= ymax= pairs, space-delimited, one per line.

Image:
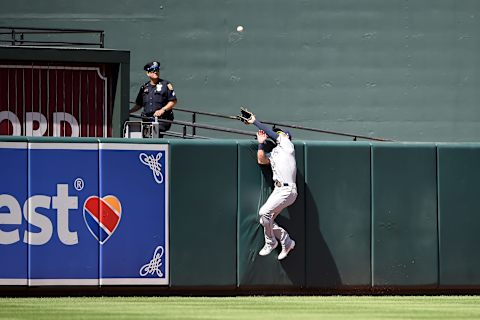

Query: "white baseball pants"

xmin=258 ymin=184 xmax=297 ymax=247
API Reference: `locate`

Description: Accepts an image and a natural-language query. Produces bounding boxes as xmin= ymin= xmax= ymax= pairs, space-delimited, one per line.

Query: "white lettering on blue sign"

xmin=0 ymin=184 xmax=78 ymax=245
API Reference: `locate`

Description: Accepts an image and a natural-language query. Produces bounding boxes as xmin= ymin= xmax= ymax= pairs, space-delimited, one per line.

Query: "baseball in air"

xmin=236 ymin=25 xmax=244 ymax=32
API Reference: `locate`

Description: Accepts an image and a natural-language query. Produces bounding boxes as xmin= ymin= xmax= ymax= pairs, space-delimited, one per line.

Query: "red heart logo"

xmin=83 ymin=195 xmax=122 ymax=244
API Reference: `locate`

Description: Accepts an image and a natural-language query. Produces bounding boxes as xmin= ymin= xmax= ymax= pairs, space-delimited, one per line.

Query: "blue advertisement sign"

xmin=0 ymin=142 xmax=28 ymax=285
xmin=28 ymin=143 xmax=100 ymax=285
xmin=99 ymin=143 xmax=168 ymax=285
xmin=0 ymin=142 xmax=169 ymax=286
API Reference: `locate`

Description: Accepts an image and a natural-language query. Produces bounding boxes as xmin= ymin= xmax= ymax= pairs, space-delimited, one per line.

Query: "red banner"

xmin=0 ymin=64 xmax=112 ymax=137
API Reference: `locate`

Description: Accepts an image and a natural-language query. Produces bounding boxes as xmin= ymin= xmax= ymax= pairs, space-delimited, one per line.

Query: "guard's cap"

xmin=272 ymin=126 xmax=292 ymax=140
xmin=144 ymin=61 xmax=160 ymax=72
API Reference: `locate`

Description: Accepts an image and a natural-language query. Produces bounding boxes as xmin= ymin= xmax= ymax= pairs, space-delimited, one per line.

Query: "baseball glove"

xmin=236 ymin=107 xmax=254 ymax=124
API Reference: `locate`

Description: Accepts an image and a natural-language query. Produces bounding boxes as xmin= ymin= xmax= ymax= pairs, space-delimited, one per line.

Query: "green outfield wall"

xmin=1 ymin=137 xmax=479 ymax=291
xmin=167 ymin=139 xmax=480 ymax=290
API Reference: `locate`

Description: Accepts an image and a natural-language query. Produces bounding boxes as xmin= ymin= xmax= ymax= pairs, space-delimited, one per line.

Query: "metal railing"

xmin=128 ymin=114 xmax=255 ymax=139
xmin=0 ymin=27 xmax=105 ymax=48
xmin=129 ymin=105 xmax=392 ymax=141
xmin=174 ymin=107 xmax=392 ymax=141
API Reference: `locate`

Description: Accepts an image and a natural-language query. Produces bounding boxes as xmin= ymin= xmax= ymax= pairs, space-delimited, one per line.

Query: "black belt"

xmin=274 ymin=180 xmax=291 ymax=188
xmin=141 ymin=111 xmax=174 ymax=119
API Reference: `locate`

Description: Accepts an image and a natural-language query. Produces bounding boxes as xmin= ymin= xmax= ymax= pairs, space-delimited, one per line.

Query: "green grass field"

xmin=1 ymin=296 xmax=480 ymax=320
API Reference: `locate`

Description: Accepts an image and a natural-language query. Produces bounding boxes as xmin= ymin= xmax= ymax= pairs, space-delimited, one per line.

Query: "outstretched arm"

xmin=248 ymin=115 xmax=279 ymax=141
xmin=256 ymin=130 xmax=270 ymax=165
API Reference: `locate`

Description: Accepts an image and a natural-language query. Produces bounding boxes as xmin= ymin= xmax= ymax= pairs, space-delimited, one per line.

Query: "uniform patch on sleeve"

xmin=167 ymin=83 xmax=174 ymax=91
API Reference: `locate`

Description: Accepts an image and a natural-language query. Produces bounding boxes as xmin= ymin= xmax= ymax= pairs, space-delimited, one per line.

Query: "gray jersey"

xmin=267 ymin=133 xmax=296 ymax=184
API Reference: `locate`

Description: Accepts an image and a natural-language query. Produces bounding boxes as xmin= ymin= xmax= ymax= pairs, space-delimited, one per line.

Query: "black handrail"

xmin=0 ymin=27 xmax=105 ymax=48
xmin=128 ymin=115 xmax=255 ymax=139
xmin=173 ymin=107 xmax=392 ymax=141
xmin=128 ymin=104 xmax=392 ymax=141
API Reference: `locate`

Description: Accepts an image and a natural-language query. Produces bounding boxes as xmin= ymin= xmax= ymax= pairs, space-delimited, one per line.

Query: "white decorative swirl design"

xmin=139 ymin=152 xmax=164 ymax=184
xmin=139 ymin=246 xmax=164 ymax=278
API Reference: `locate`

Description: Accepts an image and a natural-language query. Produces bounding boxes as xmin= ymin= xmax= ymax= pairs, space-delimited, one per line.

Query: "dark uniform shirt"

xmin=135 ymin=79 xmax=177 ymax=119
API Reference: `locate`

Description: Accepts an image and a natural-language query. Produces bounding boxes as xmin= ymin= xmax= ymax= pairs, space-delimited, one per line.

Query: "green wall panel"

xmin=305 ymin=142 xmax=371 ymax=288
xmin=237 ymin=141 xmax=305 ymax=288
xmin=438 ymin=144 xmax=480 ymax=287
xmin=372 ymin=143 xmax=438 ymax=287
xmin=169 ymin=140 xmax=237 ymax=287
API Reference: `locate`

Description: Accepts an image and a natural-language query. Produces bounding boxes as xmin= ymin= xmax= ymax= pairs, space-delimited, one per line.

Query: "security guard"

xmin=129 ymin=61 xmax=177 ymax=136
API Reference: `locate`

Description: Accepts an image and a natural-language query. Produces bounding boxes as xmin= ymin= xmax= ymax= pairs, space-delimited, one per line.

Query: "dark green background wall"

xmin=1 ymin=0 xmax=479 ymax=142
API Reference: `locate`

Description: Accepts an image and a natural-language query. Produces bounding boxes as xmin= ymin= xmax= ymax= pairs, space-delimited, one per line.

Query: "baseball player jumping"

xmin=238 ymin=108 xmax=298 ymax=260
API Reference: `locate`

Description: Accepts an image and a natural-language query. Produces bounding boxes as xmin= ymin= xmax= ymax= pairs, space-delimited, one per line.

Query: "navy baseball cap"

xmin=144 ymin=61 xmax=160 ymax=72
xmin=272 ymin=126 xmax=292 ymax=140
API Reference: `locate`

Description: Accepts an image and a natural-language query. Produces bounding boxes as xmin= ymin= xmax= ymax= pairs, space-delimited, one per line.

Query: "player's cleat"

xmin=259 ymin=241 xmax=278 ymax=256
xmin=278 ymin=239 xmax=295 ymax=260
